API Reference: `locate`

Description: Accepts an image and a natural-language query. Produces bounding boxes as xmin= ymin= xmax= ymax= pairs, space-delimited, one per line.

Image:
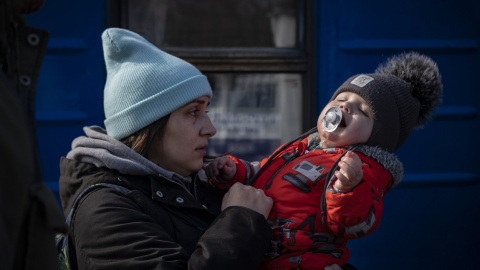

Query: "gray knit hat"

xmin=102 ymin=28 xmax=212 ymax=140
xmin=331 ymin=52 xmax=443 ymax=152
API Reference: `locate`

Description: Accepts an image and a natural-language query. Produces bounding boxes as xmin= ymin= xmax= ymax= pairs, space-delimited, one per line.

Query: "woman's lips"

xmin=196 ymin=145 xmax=208 ymax=155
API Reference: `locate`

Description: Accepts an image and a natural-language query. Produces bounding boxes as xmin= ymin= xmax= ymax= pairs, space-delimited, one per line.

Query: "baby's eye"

xmin=359 ymin=108 xmax=370 ymax=117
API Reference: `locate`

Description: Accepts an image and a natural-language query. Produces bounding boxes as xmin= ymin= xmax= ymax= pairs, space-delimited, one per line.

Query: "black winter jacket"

xmin=59 ymin=157 xmax=271 ymax=269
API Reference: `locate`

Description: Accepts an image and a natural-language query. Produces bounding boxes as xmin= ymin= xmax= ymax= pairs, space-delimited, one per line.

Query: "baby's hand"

xmin=205 ymin=156 xmax=237 ymax=183
xmin=333 ymin=151 xmax=363 ymax=192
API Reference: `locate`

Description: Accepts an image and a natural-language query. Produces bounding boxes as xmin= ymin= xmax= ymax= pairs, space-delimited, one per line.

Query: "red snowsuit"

xmin=213 ymin=134 xmax=403 ymax=269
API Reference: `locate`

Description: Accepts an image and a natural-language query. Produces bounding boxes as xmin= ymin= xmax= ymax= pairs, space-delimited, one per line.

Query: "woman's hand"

xmin=221 ymin=183 xmax=273 ymax=219
xmin=205 ymin=156 xmax=237 ymax=183
xmin=333 ymin=151 xmax=363 ymax=192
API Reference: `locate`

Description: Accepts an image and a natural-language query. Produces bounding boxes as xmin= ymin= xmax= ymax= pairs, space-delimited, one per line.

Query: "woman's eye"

xmin=190 ymin=109 xmax=199 ymax=116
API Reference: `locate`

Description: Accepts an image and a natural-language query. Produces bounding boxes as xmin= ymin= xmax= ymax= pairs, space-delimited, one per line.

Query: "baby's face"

xmin=317 ymin=92 xmax=374 ymax=148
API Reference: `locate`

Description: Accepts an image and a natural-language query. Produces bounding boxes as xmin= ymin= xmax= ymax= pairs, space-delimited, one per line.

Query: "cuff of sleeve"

xmin=228 ymin=155 xmax=248 ymax=183
xmin=330 ymin=180 xmax=352 ymax=194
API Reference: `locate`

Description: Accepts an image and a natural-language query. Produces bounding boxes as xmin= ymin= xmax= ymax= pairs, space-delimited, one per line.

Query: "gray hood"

xmin=66 ymin=126 xmax=192 ymax=184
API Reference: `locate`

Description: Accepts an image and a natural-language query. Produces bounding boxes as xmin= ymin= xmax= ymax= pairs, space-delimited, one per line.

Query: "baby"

xmin=206 ymin=52 xmax=442 ymax=269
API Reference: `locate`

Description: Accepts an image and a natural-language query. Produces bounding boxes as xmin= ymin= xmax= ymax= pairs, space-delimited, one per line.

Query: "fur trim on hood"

xmin=307 ymin=132 xmax=404 ymax=187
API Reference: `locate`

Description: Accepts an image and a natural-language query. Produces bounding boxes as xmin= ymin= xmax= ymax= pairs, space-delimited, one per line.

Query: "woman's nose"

xmin=201 ymin=116 xmax=216 ymax=137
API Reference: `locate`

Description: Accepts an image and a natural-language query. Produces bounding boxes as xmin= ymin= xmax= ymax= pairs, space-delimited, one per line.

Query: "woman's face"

xmin=149 ymin=95 xmax=216 ymax=176
xmin=317 ymin=92 xmax=374 ymax=148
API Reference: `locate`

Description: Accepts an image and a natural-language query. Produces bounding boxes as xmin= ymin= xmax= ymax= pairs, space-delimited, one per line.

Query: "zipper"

xmin=263 ymin=149 xmax=301 ymax=190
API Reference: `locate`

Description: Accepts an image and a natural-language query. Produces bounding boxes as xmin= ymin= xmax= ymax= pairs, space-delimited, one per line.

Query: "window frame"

xmin=108 ymin=0 xmax=317 ymax=130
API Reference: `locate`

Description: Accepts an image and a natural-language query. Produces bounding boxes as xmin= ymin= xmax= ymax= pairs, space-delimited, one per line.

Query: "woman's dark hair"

xmin=121 ymin=114 xmax=170 ymax=159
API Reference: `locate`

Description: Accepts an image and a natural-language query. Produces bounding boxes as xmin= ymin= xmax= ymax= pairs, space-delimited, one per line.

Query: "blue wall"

xmin=27 ymin=0 xmax=107 ymax=195
xmin=28 ymin=0 xmax=479 ymax=269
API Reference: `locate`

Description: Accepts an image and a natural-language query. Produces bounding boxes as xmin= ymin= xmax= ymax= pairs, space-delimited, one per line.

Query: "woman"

xmin=59 ymin=28 xmax=273 ymax=269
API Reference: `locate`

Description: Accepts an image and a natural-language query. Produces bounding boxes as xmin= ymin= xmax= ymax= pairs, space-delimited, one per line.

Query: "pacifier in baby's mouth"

xmin=322 ymin=106 xmax=342 ymax=132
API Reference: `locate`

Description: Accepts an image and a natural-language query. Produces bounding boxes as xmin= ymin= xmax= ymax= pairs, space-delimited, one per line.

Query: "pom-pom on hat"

xmin=331 ymin=52 xmax=443 ymax=152
xmin=102 ymin=28 xmax=212 ymax=140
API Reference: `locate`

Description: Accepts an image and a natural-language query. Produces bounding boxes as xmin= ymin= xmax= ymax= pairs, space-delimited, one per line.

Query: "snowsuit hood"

xmin=307 ymin=132 xmax=404 ymax=187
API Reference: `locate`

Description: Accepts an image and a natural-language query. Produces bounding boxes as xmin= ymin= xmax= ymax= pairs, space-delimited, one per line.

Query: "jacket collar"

xmin=307 ymin=132 xmax=404 ymax=187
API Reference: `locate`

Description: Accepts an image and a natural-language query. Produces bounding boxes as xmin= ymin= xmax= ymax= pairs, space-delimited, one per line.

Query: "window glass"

xmin=127 ymin=0 xmax=299 ymax=48
xmin=121 ymin=0 xmax=309 ymax=161
xmin=206 ymin=73 xmax=303 ymax=161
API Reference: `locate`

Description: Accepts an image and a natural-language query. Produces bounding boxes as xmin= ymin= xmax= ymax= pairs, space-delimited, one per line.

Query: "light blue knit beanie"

xmin=102 ymin=28 xmax=212 ymax=140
